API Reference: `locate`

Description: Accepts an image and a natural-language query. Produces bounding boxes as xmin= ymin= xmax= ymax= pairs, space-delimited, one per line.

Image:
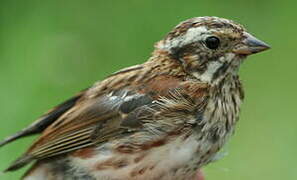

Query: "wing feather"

xmin=5 ymin=89 xmax=152 ymax=171
xmin=4 ymin=74 xmax=207 ymax=173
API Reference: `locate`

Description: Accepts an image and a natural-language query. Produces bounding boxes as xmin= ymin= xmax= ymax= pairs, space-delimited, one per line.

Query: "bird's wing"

xmin=3 ymin=65 xmax=209 ymax=172
xmin=0 ymin=64 xmax=145 ymax=149
xmin=5 ymin=88 xmax=154 ymax=171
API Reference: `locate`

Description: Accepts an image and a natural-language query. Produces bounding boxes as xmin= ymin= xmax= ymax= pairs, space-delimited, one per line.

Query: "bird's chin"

xmin=234 ymin=54 xmax=248 ymax=62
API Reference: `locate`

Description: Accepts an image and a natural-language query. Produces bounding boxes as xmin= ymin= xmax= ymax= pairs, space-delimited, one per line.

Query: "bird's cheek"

xmin=219 ymin=53 xmax=236 ymax=63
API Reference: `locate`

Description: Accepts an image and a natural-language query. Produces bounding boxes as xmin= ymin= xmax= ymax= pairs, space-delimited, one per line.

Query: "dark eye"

xmin=205 ymin=36 xmax=220 ymax=49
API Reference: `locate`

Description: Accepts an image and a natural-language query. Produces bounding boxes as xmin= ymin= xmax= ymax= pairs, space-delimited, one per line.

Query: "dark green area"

xmin=0 ymin=0 xmax=295 ymax=179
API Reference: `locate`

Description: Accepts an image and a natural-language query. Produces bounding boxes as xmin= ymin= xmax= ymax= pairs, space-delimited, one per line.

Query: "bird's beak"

xmin=233 ymin=32 xmax=270 ymax=55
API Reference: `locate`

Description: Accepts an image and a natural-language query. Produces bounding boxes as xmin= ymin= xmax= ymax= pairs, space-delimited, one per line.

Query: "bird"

xmin=0 ymin=16 xmax=270 ymax=180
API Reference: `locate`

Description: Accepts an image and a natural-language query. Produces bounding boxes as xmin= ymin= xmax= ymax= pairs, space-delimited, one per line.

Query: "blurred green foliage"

xmin=0 ymin=0 xmax=296 ymax=179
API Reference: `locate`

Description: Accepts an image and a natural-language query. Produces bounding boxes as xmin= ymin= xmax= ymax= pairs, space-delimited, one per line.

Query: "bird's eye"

xmin=205 ymin=36 xmax=220 ymax=49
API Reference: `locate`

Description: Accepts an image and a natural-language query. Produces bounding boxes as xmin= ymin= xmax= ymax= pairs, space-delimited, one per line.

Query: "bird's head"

xmin=156 ymin=16 xmax=270 ymax=83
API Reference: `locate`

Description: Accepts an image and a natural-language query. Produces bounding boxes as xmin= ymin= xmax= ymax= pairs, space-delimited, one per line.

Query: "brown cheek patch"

xmin=71 ymin=147 xmax=95 ymax=159
xmin=183 ymin=54 xmax=203 ymax=72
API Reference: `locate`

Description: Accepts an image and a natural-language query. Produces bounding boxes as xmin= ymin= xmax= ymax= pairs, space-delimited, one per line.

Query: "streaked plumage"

xmin=0 ymin=16 xmax=270 ymax=180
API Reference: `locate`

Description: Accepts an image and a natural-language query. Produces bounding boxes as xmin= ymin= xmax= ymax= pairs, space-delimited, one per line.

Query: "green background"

xmin=0 ymin=0 xmax=295 ymax=179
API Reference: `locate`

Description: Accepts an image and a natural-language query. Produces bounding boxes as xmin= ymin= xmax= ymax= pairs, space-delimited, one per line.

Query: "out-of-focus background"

xmin=0 ymin=0 xmax=295 ymax=179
